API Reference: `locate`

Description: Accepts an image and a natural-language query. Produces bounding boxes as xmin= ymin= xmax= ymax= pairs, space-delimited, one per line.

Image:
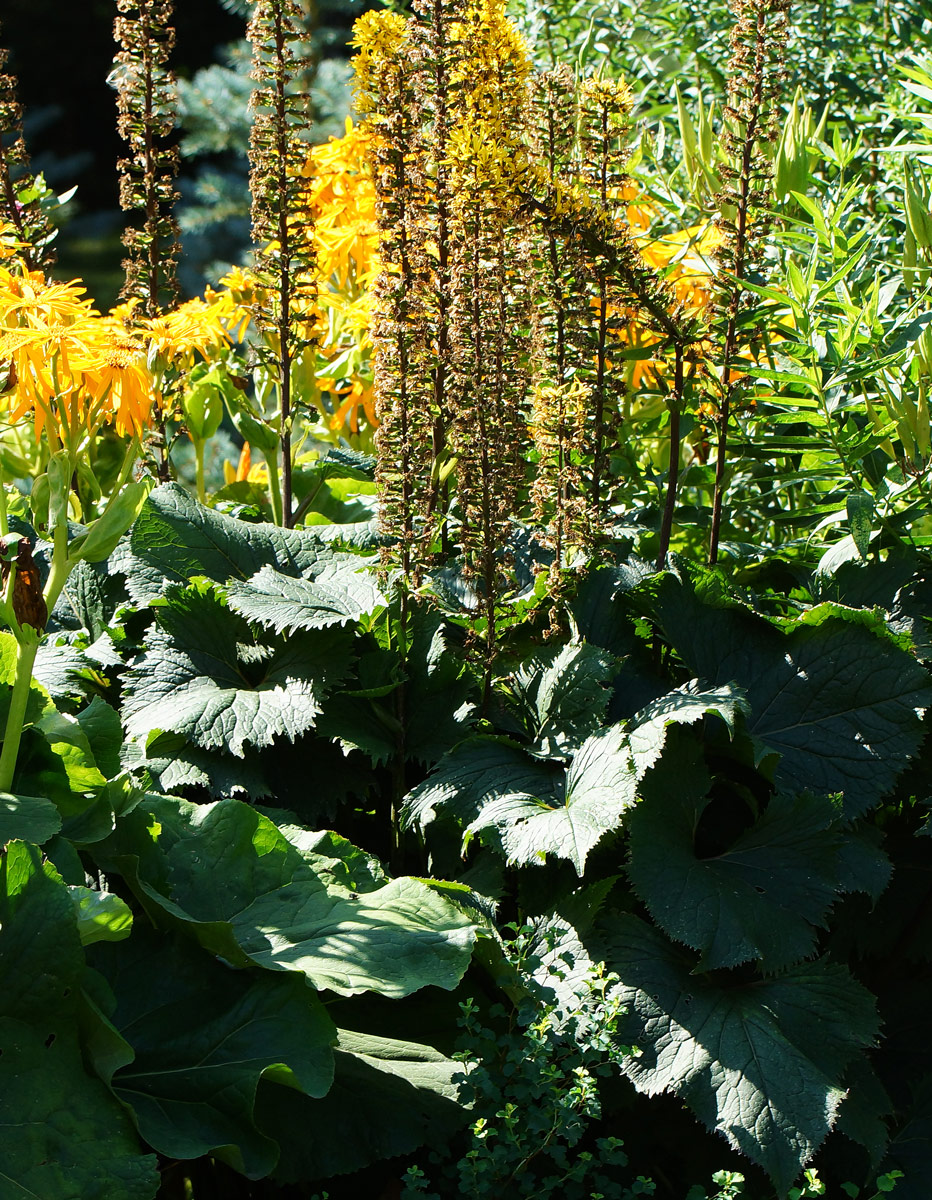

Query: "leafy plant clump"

xmin=2 ymin=0 xmax=932 ymax=1197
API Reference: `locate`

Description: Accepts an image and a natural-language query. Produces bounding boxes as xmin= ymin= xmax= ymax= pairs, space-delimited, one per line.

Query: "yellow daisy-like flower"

xmin=0 ymin=269 xmax=96 ymax=330
xmin=301 ymin=118 xmax=379 ymax=291
xmin=637 ymin=221 xmax=722 ymax=313
xmin=72 ymin=324 xmax=155 ymax=438
xmin=213 ymin=267 xmax=259 ymax=340
xmin=327 ymin=376 xmax=376 ymax=435
xmin=0 ymin=270 xmax=159 ymax=443
xmin=144 ymin=295 xmax=232 ymax=368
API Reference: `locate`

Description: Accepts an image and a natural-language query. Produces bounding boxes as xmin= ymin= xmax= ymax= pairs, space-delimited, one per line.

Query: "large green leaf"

xmin=234 ymin=875 xmax=475 ymax=997
xmin=627 ymin=679 xmax=749 ymax=776
xmin=70 ymin=886 xmax=133 ymax=946
xmin=473 ymin=726 xmax=637 ymax=873
xmin=273 ymin=824 xmax=387 ymax=894
xmin=118 ymin=483 xmax=354 ymax=603
xmin=0 ymin=842 xmax=157 ymax=1200
xmin=124 ymin=733 xmax=272 ymax=800
xmin=316 ymin=691 xmax=400 ymax=766
xmin=317 ymin=610 xmax=476 ymax=768
xmin=33 ymin=638 xmax=98 ymax=702
xmin=595 ymin=915 xmax=879 ymax=1193
xmin=91 ymin=926 xmax=336 ymax=1179
xmin=0 ymin=792 xmax=61 ymax=846
xmin=257 ymin=1028 xmax=465 ymax=1182
xmin=121 ymin=582 xmax=351 ymax=757
xmin=227 ymin=562 xmax=386 ymax=633
xmin=569 ymin=562 xmax=646 ymax=658
xmin=502 ymin=643 xmax=616 ymax=753
xmin=403 ymin=736 xmax=564 ymax=839
xmin=100 ymin=797 xmax=475 ymax=999
xmin=643 ymin=571 xmax=932 ymax=815
xmin=36 ymin=710 xmax=108 ymax=794
xmin=76 ymin=697 xmax=124 ymax=781
xmin=627 ymin=735 xmax=845 ymax=970
xmin=403 ymin=608 xmax=476 ymax=765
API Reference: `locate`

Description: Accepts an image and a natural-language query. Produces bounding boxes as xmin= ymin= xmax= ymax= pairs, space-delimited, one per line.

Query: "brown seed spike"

xmin=1 ymin=539 xmax=48 ymax=633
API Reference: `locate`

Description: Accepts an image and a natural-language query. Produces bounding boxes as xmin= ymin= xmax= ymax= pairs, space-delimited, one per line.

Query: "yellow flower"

xmin=351 ymin=10 xmax=410 ymax=114
xmin=143 ymin=296 xmax=232 ymax=367
xmin=0 ymin=269 xmax=96 ymax=329
xmin=301 ymin=118 xmax=379 ymax=290
xmin=0 ymin=271 xmax=158 ymax=441
xmin=71 ymin=323 xmax=155 ymax=437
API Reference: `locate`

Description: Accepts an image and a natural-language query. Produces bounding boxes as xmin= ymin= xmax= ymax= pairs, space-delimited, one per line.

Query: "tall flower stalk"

xmin=445 ymin=0 xmax=535 ymax=704
xmin=354 ymin=11 xmax=433 ymax=590
xmin=112 ymin=0 xmax=180 ymax=480
xmin=113 ymin=0 xmax=180 ymax=315
xmin=248 ymin=0 xmax=319 ymax=529
xmin=0 ymin=29 xmax=56 ymax=273
xmin=577 ymin=77 xmax=633 ymax=515
xmin=411 ymin=0 xmax=461 ymax=553
xmin=708 ymin=0 xmax=789 ymax=564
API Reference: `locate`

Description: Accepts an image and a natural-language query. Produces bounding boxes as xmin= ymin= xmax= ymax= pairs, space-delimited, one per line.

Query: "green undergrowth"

xmin=0 ymin=483 xmax=928 ymax=1198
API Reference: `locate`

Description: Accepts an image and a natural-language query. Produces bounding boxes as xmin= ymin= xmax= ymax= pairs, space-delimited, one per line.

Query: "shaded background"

xmin=1 ymin=0 xmax=364 ymax=307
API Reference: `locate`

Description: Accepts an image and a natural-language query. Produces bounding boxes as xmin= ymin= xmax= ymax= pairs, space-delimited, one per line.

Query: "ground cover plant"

xmin=1 ymin=0 xmax=932 ymax=1197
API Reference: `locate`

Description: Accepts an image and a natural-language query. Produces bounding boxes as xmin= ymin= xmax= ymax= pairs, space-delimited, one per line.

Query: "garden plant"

xmin=1 ymin=0 xmax=932 ymax=1197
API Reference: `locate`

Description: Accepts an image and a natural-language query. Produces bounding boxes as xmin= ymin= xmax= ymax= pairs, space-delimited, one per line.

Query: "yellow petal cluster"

xmin=299 ymin=119 xmax=379 ymax=436
xmin=0 ymin=264 xmax=155 ymax=442
xmin=302 ymin=117 xmax=379 ymax=291
xmin=350 ymin=10 xmax=409 ymax=116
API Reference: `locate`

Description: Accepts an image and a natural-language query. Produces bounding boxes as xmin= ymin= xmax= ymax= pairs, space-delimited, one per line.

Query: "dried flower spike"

xmin=113 ymin=0 xmax=180 ymax=316
xmin=0 ymin=27 xmax=56 ymax=272
xmin=248 ymin=0 xmax=319 ymax=529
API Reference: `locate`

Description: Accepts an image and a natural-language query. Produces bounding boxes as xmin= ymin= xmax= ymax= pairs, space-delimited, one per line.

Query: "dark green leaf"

xmin=403 ymin=736 xmax=564 ymax=839
xmin=504 ymin=642 xmax=615 ymax=754
xmin=402 ymin=608 xmax=476 ymax=765
xmin=227 ymin=561 xmax=386 ymax=634
xmin=0 ymin=792 xmax=61 ymax=846
xmin=91 ymin=926 xmax=335 ymax=1179
xmin=476 ymin=726 xmax=636 ymax=873
xmin=628 ymin=679 xmax=749 ymax=776
xmin=55 ymin=559 xmax=109 ymax=638
xmin=258 ymin=1028 xmax=465 ymax=1182
xmin=119 ymin=482 xmax=351 ymax=603
xmin=100 ymin=797 xmax=475 ymax=999
xmin=0 ymin=842 xmax=158 ymax=1200
xmin=627 ymin=736 xmax=844 ymax=970
xmin=121 ymin=582 xmax=351 ymax=757
xmin=76 ymin=698 xmax=124 ymax=781
xmin=847 ymin=489 xmax=874 ymax=559
xmin=404 ymin=729 xmax=636 ymax=874
xmin=124 ymin=734 xmax=272 ymax=800
xmin=596 ymin=915 xmax=879 ymax=1193
xmin=33 ymin=639 xmax=97 ymax=702
xmin=644 ymin=572 xmax=932 ymax=815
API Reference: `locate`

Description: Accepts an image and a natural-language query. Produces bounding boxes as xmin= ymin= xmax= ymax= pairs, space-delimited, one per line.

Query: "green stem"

xmin=265 ymin=450 xmax=284 ymax=527
xmin=194 ymin=438 xmax=207 ymax=505
xmin=44 ymin=517 xmax=71 ymax=618
xmin=0 ymin=467 xmax=8 ymax=539
xmin=0 ymin=634 xmax=39 ymax=794
xmin=0 ymin=499 xmax=77 ymax=793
